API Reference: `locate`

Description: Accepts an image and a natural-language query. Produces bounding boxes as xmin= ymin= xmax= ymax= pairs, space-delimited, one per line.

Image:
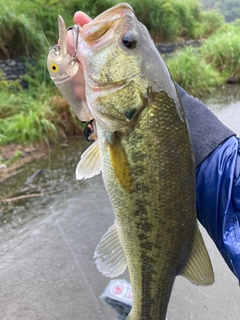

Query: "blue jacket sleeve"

xmin=196 ymin=136 xmax=240 ymax=280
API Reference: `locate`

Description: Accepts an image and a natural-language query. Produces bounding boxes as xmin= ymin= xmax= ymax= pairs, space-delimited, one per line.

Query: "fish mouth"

xmin=86 ymin=79 xmax=126 ymax=92
xmin=80 ymin=3 xmax=134 ymax=43
xmin=86 ymin=69 xmax=143 ymax=95
xmin=93 ymin=3 xmax=133 ymax=22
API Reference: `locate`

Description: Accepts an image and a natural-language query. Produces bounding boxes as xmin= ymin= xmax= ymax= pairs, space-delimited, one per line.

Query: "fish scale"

xmin=96 ymin=90 xmax=197 ymax=319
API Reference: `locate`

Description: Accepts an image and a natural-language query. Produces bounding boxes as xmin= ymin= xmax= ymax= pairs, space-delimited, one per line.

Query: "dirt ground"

xmin=0 ymin=143 xmax=49 ymax=182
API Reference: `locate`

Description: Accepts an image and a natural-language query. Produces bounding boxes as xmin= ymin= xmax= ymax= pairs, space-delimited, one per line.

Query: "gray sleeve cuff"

xmin=175 ymin=83 xmax=236 ymax=167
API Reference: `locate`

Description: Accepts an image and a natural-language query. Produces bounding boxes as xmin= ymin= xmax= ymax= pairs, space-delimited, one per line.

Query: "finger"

xmin=66 ymin=31 xmax=75 ymax=56
xmin=74 ymin=82 xmax=86 ymax=101
xmin=74 ymin=11 xmax=92 ymax=26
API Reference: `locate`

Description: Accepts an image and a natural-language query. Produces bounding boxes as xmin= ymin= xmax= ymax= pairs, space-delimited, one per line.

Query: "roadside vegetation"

xmin=200 ymin=23 xmax=240 ymax=80
xmin=166 ymin=22 xmax=240 ymax=95
xmin=0 ymin=0 xmax=240 ymax=162
xmin=0 ymin=78 xmax=82 ymax=145
xmin=200 ymin=0 xmax=240 ymax=23
xmin=166 ymin=47 xmax=223 ymax=97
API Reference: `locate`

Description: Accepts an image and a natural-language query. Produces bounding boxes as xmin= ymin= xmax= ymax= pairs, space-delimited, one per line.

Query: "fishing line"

xmin=40 ymin=30 xmax=50 ymax=100
xmin=56 ymin=219 xmax=107 ymax=320
xmin=41 ymin=30 xmax=52 ymax=48
xmin=40 ymin=30 xmax=53 ymax=180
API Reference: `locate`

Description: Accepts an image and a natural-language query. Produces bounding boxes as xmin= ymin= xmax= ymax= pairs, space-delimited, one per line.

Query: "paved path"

xmin=0 ymin=100 xmax=239 ymax=320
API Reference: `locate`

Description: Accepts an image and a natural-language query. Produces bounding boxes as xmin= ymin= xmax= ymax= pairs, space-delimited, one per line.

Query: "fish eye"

xmin=50 ymin=62 xmax=59 ymax=73
xmin=122 ymin=32 xmax=138 ymax=49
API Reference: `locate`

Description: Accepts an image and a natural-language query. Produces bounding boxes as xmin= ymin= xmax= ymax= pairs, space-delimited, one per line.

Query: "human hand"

xmin=66 ymin=11 xmax=92 ymax=56
xmin=63 ymin=12 xmax=92 ymax=103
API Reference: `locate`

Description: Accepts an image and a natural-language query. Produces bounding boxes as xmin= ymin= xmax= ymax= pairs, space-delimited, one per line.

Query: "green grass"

xmin=166 ymin=47 xmax=223 ymax=96
xmin=0 ymin=89 xmax=58 ymax=145
xmin=165 ymin=21 xmax=240 ymax=95
xmin=0 ymin=69 xmax=83 ymax=146
xmin=200 ymin=24 xmax=240 ymax=79
xmin=0 ymin=72 xmax=22 ymax=94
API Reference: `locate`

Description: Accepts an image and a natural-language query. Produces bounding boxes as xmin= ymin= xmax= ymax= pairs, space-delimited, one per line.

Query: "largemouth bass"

xmin=50 ymin=3 xmax=215 ymax=319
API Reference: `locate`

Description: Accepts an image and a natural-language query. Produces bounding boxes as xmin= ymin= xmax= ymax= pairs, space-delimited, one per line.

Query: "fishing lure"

xmin=47 ymin=15 xmax=92 ymax=122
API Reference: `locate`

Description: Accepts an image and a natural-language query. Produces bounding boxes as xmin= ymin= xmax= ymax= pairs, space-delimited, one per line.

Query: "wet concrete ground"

xmin=0 ymin=89 xmax=240 ymax=320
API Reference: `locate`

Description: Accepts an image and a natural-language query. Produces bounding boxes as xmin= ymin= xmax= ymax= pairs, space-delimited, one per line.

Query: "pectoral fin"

xmin=181 ymin=227 xmax=215 ymax=286
xmin=75 ymin=140 xmax=101 ymax=180
xmin=108 ymin=133 xmax=133 ymax=193
xmin=94 ymin=222 xmax=127 ymax=278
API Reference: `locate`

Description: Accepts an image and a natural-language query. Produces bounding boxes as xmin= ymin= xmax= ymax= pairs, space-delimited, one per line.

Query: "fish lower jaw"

xmin=87 ymin=81 xmax=126 ymax=95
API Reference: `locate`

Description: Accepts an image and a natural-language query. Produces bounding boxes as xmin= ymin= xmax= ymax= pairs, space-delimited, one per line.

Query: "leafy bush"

xmin=174 ymin=1 xmax=197 ymax=39
xmin=200 ymin=0 xmax=240 ymax=23
xmin=65 ymin=0 xmax=113 ymax=20
xmin=0 ymin=3 xmax=45 ymax=59
xmin=125 ymin=0 xmax=209 ymax=41
xmin=1 ymin=0 xmax=226 ymax=59
xmin=200 ymin=10 xmax=224 ymax=37
xmin=127 ymin=0 xmax=180 ymax=41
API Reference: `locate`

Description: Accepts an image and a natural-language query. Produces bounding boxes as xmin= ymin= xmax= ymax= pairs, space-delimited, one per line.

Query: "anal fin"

xmin=94 ymin=222 xmax=127 ymax=278
xmin=181 ymin=226 xmax=215 ymax=286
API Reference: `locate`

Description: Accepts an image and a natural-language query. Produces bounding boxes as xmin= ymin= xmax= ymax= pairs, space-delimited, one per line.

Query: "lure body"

xmin=47 ymin=16 xmax=92 ymax=122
